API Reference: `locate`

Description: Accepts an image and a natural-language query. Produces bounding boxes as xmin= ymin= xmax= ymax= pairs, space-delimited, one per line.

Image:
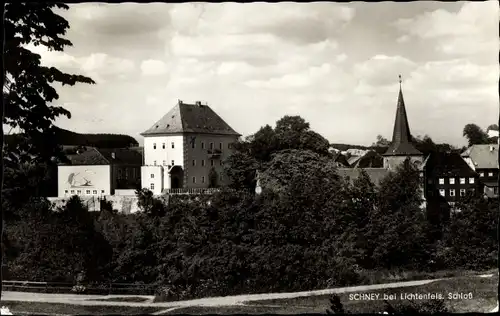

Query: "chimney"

xmin=195 ymin=101 xmax=202 ymax=106
xmin=490 ymin=146 xmax=494 ymax=152
xmin=111 ymin=152 xmax=116 ymax=159
xmin=178 ymin=99 xmax=183 ymax=105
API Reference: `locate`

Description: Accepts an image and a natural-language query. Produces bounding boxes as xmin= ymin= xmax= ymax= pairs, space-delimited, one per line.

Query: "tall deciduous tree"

xmin=463 ymin=124 xmax=489 ymax=146
xmin=3 ymin=3 xmax=95 ymax=163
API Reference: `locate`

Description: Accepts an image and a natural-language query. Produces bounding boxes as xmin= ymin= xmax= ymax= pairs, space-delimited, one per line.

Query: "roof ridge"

xmin=93 ymin=147 xmax=110 ymax=164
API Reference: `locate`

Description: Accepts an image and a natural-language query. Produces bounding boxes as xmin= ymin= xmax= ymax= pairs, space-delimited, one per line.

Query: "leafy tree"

xmin=486 ymin=124 xmax=499 ymax=132
xmin=372 ymin=134 xmax=390 ymax=147
xmin=365 ymin=158 xmax=431 ymax=269
xmin=135 ymin=188 xmax=166 ymax=217
xmin=463 ymin=123 xmax=489 ymax=146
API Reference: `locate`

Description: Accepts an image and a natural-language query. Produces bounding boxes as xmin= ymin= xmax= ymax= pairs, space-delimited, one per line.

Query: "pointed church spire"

xmin=383 ymin=75 xmax=422 ymax=156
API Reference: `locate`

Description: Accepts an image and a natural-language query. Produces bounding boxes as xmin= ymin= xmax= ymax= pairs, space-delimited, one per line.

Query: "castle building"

xmin=140 ymin=100 xmax=241 ymax=195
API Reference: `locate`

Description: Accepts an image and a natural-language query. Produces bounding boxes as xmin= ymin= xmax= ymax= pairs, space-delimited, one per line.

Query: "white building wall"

xmin=184 ymin=134 xmax=239 ymax=188
xmin=143 ymin=135 xmax=184 ymax=168
xmin=141 ymin=166 xmax=164 ymax=195
xmin=58 ymin=165 xmax=111 ymax=198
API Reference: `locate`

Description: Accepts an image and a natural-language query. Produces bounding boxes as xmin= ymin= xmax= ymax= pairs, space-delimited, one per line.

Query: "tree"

xmin=463 ymin=124 xmax=489 ymax=146
xmin=3 ymin=2 xmax=95 ymax=165
xmin=372 ymin=135 xmax=390 ymax=147
xmin=486 ymin=124 xmax=498 ymax=132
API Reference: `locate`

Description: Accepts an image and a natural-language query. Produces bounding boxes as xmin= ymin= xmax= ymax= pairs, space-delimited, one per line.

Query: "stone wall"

xmin=48 ymin=195 xmax=141 ymax=214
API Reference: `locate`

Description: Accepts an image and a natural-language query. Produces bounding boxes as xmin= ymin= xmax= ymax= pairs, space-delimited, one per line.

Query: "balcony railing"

xmin=207 ymin=149 xmax=222 ymax=159
xmin=162 ymin=188 xmax=220 ymax=195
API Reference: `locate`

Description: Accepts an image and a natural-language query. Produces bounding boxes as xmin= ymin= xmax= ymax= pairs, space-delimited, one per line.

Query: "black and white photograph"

xmin=1 ymin=1 xmax=498 ymax=315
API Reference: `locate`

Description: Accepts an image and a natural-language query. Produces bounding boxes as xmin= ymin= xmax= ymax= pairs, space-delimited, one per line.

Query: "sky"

xmin=25 ymin=1 xmax=499 ymax=147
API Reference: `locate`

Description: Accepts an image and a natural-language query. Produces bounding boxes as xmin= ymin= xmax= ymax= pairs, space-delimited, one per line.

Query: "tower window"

xmin=153 ymin=143 xmax=157 ymax=149
xmin=150 ymin=183 xmax=154 ymax=190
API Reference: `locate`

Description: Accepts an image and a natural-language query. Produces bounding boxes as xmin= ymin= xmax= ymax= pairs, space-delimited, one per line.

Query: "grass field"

xmin=90 ymin=297 xmax=151 ymax=303
xmin=165 ymin=274 xmax=498 ymax=314
xmin=1 ymin=301 xmax=161 ymax=315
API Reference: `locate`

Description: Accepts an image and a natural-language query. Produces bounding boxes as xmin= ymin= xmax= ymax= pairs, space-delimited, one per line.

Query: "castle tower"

xmin=383 ymin=75 xmax=423 ymax=170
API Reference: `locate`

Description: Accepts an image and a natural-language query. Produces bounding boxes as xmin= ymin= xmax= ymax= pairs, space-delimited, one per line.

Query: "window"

xmin=210 ymin=142 xmax=214 ymax=150
xmin=202 ymin=176 xmax=205 ymax=183
xmin=488 ymin=172 xmax=494 ymax=177
xmin=162 ymin=143 xmax=165 ymax=149
xmin=192 ymin=176 xmax=196 ymax=184
xmin=93 ymin=190 xmax=97 ymax=194
xmin=228 ymin=143 xmax=233 ymax=149
xmin=219 ymin=142 xmax=223 ymax=150
xmin=192 ymin=160 xmax=196 ymax=166
xmin=65 ymin=190 xmax=69 ymax=194
xmin=460 ymin=189 xmax=466 ymax=196
xmin=86 ymin=190 xmax=91 ymax=194
xmin=101 ymin=190 xmax=105 ymax=194
xmin=460 ymin=178 xmax=465 ymax=184
xmin=449 ymin=189 xmax=455 ymax=197
xmin=439 ymin=189 xmax=445 ymax=196
xmin=469 ymin=177 xmax=475 ymax=184
xmin=153 ymin=143 xmax=157 ymax=149
xmin=210 ymin=159 xmax=214 ymax=166
xmin=154 ymin=161 xmax=157 ymax=166
xmin=439 ymin=178 xmax=444 ymax=185
xmin=171 ymin=142 xmax=175 ymax=149
xmin=201 ymin=160 xmax=205 ymax=166
xmin=480 ymin=172 xmax=484 ymax=177
xmin=77 ymin=190 xmax=81 ymax=194
xmin=449 ymin=178 xmax=455 ymax=184
xmin=201 ymin=142 xmax=205 ymax=149
xmin=191 ymin=141 xmax=195 ymax=149
xmin=70 ymin=190 xmax=75 ymax=194
xmin=151 ymin=174 xmax=154 ymax=179
xmin=171 ymin=160 xmax=175 ymax=166
xmin=150 ymin=183 xmax=155 ymax=190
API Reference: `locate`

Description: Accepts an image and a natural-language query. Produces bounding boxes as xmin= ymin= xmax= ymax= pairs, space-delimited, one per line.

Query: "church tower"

xmin=383 ymin=76 xmax=423 ymax=170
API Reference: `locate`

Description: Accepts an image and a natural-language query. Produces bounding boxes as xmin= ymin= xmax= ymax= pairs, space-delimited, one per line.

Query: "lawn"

xmin=164 ymin=273 xmax=498 ymax=314
xmin=245 ymin=274 xmax=499 ymax=314
xmin=2 ymin=301 xmax=161 ymax=315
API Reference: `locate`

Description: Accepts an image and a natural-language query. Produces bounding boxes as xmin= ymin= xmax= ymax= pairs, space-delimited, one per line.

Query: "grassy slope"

xmin=1 ymin=301 xmax=160 ymax=315
xmin=167 ymin=274 xmax=498 ymax=314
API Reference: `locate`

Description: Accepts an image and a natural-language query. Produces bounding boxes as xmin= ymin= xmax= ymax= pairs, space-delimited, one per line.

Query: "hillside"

xmin=4 ymin=127 xmax=139 ymax=149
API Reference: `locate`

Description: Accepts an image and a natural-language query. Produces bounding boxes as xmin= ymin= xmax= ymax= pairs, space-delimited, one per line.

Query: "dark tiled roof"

xmin=423 ymin=152 xmax=477 ymax=177
xmin=62 ymin=147 xmax=142 ymax=166
xmin=65 ymin=147 xmax=109 ymax=165
xmin=141 ymin=101 xmax=240 ymax=136
xmin=98 ymin=148 xmax=142 ymax=165
xmin=337 ymin=167 xmax=390 ymax=186
xmin=351 ymin=151 xmax=384 ymax=168
xmin=461 ymin=144 xmax=499 ymax=169
xmin=384 ymin=88 xmax=422 ymax=156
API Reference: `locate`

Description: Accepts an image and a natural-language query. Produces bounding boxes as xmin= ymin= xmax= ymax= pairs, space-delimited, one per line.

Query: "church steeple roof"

xmin=383 ymin=75 xmax=422 ymax=156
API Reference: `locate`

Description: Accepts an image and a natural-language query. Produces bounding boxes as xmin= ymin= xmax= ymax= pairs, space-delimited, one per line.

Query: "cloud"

xmin=353 ymin=55 xmax=418 ymax=88
xmin=140 ymin=59 xmax=169 ymax=76
xmin=393 ymin=1 xmax=499 ymax=59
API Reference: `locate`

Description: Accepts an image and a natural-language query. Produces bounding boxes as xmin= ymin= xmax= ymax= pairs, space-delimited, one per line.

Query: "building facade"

xmin=57 ymin=147 xmax=142 ymax=197
xmin=141 ymin=100 xmax=240 ymax=195
xmin=461 ymin=144 xmax=499 ymax=198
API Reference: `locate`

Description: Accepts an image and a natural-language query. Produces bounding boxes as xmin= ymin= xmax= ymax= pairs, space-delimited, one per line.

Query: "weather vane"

xmin=399 ymin=74 xmax=402 ymax=88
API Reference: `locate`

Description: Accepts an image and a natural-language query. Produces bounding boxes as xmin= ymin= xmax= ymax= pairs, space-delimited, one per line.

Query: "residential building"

xmin=461 ymin=144 xmax=499 ymax=198
xmin=140 ymin=100 xmax=240 ymax=195
xmin=422 ymin=152 xmax=481 ymax=203
xmin=57 ymin=147 xmax=142 ymax=197
xmin=337 ymin=167 xmax=390 ymax=187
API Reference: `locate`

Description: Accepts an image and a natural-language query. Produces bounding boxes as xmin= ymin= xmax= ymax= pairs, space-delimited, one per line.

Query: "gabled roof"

xmin=461 ymin=144 xmax=499 ymax=169
xmin=384 ymin=84 xmax=422 ymax=156
xmin=423 ymin=152 xmax=477 ymax=177
xmin=61 ymin=147 xmax=142 ymax=166
xmin=337 ymin=167 xmax=390 ymax=186
xmin=141 ymin=100 xmax=240 ymax=136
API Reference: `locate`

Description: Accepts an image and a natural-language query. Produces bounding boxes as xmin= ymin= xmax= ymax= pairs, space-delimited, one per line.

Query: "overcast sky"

xmin=28 ymin=1 xmax=499 ymax=147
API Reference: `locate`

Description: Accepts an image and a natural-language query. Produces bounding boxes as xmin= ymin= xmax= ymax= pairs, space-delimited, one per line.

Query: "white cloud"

xmin=393 ymin=1 xmax=498 ymax=58
xmin=140 ymin=59 xmax=169 ymax=76
xmin=353 ymin=55 xmax=418 ymax=88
